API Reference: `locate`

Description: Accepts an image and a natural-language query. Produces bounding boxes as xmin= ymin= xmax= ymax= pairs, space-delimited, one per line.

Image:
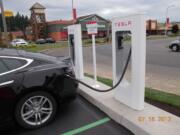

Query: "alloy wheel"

xmin=21 ymin=96 xmax=53 ymax=126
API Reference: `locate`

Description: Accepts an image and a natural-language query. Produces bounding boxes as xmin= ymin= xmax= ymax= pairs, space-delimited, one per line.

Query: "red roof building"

xmin=47 ymin=20 xmax=75 ymax=41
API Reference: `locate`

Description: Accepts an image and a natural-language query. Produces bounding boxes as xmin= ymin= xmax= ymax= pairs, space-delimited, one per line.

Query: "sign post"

xmin=92 ymin=34 xmax=97 ymax=82
xmin=86 ymin=21 xmax=99 ymax=87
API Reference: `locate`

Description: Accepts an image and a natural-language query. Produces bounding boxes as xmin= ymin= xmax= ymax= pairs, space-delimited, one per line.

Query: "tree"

xmin=0 ymin=12 xmax=30 ymax=38
xmin=172 ymin=24 xmax=179 ymax=34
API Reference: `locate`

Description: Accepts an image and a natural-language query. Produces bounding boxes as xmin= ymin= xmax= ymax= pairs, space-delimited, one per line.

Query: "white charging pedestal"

xmin=68 ymin=24 xmax=84 ymax=80
xmin=112 ymin=14 xmax=146 ymax=110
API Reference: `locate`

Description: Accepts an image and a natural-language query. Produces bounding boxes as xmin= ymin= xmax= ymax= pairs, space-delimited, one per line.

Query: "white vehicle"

xmin=11 ymin=39 xmax=29 ymax=47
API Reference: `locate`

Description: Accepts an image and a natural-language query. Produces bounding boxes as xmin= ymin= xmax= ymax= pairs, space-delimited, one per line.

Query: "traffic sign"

xmin=4 ymin=10 xmax=13 ymax=17
xmin=86 ymin=21 xmax=98 ymax=35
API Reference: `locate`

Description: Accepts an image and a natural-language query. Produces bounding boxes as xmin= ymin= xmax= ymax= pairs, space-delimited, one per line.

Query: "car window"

xmin=13 ymin=39 xmax=18 ymax=42
xmin=16 ymin=39 xmax=21 ymax=42
xmin=17 ymin=39 xmax=23 ymax=42
xmin=0 ymin=60 xmax=9 ymax=74
xmin=2 ymin=58 xmax=27 ymax=70
xmin=19 ymin=39 xmax=25 ymax=42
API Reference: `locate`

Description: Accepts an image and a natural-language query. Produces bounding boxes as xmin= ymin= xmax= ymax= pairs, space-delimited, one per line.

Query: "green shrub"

xmin=13 ymin=44 xmax=37 ymax=49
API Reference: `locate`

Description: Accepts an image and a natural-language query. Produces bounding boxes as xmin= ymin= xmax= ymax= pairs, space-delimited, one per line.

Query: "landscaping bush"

xmin=13 ymin=44 xmax=37 ymax=49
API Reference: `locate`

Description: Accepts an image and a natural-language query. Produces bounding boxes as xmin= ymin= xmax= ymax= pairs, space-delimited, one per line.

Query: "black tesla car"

xmin=0 ymin=48 xmax=78 ymax=129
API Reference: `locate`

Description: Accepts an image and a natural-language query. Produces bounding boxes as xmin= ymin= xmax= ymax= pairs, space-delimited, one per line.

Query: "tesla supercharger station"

xmin=68 ymin=24 xmax=84 ymax=80
xmin=112 ymin=14 xmax=146 ymax=110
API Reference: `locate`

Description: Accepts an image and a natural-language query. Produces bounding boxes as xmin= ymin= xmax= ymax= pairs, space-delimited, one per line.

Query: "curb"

xmin=79 ymin=77 xmax=180 ymax=135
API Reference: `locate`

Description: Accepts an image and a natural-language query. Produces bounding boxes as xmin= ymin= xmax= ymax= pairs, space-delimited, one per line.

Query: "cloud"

xmin=99 ymin=4 xmax=151 ymax=19
xmin=2 ymin=0 xmax=180 ymax=22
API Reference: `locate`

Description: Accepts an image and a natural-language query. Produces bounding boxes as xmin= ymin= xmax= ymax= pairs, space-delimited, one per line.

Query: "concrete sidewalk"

xmin=79 ymin=77 xmax=180 ymax=135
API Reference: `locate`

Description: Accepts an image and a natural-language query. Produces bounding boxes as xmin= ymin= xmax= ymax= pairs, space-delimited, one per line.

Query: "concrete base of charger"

xmin=79 ymin=77 xmax=180 ymax=135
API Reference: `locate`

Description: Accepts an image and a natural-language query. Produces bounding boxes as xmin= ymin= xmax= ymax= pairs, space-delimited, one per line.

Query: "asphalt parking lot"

xmin=1 ymin=95 xmax=133 ymax=135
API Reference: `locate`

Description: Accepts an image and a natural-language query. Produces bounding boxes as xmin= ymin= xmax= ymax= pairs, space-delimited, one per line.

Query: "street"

xmin=44 ymin=37 xmax=180 ymax=95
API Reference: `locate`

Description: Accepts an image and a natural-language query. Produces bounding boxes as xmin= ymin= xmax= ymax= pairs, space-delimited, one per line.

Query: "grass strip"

xmin=84 ymin=73 xmax=180 ymax=108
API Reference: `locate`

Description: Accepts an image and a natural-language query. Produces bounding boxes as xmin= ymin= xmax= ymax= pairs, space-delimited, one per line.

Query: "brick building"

xmin=47 ymin=20 xmax=74 ymax=41
xmin=146 ymin=20 xmax=158 ymax=35
xmin=47 ymin=14 xmax=110 ymax=41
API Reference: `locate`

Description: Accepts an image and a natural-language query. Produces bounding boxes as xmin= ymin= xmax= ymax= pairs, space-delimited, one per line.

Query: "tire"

xmin=172 ymin=44 xmax=179 ymax=52
xmin=15 ymin=91 xmax=57 ymax=129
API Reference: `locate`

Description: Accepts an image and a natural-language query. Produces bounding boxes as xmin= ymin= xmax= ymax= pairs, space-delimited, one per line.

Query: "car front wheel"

xmin=15 ymin=91 xmax=57 ymax=129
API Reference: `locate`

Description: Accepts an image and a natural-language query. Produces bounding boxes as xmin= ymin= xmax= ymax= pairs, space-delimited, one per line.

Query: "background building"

xmin=47 ymin=20 xmax=74 ymax=41
xmin=28 ymin=3 xmax=110 ymax=41
xmin=47 ymin=14 xmax=110 ymax=41
xmin=30 ymin=3 xmax=47 ymax=40
xmin=146 ymin=20 xmax=158 ymax=35
xmin=76 ymin=14 xmax=110 ymax=39
xmin=27 ymin=3 xmax=179 ymax=42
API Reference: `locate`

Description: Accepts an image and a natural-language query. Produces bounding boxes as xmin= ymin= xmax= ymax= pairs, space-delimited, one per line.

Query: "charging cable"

xmin=65 ymin=48 xmax=131 ymax=92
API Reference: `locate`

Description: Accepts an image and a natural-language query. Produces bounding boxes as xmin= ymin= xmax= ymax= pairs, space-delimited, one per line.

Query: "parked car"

xmin=46 ymin=38 xmax=56 ymax=43
xmin=169 ymin=38 xmax=180 ymax=52
xmin=11 ymin=39 xmax=29 ymax=47
xmin=0 ymin=48 xmax=78 ymax=129
xmin=36 ymin=39 xmax=46 ymax=44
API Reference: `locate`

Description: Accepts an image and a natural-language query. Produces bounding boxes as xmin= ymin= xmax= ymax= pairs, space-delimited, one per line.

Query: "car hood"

xmin=171 ymin=40 xmax=180 ymax=44
xmin=16 ymin=41 xmax=27 ymax=43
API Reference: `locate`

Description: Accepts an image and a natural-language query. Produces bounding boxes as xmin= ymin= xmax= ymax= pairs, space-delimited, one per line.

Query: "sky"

xmin=2 ymin=0 xmax=180 ymax=22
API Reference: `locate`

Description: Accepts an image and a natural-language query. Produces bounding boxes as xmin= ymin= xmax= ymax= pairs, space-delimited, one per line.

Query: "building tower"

xmin=30 ymin=3 xmax=46 ymax=40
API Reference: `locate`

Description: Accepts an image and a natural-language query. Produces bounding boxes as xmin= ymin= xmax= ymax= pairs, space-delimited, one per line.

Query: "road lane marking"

xmin=62 ymin=117 xmax=110 ymax=135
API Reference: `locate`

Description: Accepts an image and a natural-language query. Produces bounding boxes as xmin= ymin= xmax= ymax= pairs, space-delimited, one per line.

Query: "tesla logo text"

xmin=114 ymin=21 xmax=132 ymax=28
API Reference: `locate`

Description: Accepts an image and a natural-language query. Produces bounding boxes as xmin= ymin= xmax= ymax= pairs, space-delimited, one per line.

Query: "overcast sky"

xmin=2 ymin=0 xmax=180 ymax=22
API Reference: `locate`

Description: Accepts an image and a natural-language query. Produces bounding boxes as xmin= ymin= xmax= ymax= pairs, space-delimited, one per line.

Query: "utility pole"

xmin=0 ymin=0 xmax=8 ymax=47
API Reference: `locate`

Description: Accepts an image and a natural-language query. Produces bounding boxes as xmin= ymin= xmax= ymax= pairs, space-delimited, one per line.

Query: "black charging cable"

xmin=65 ymin=48 xmax=131 ymax=92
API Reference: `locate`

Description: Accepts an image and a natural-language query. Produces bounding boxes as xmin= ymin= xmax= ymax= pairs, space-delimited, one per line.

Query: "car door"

xmin=0 ymin=57 xmax=31 ymax=119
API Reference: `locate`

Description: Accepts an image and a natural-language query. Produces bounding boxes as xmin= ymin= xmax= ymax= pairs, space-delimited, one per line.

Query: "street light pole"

xmin=165 ymin=5 xmax=174 ymax=36
xmin=0 ymin=0 xmax=8 ymax=47
xmin=72 ymin=0 xmax=77 ymax=24
xmin=72 ymin=0 xmax=74 ymax=9
xmin=72 ymin=0 xmax=74 ymax=19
